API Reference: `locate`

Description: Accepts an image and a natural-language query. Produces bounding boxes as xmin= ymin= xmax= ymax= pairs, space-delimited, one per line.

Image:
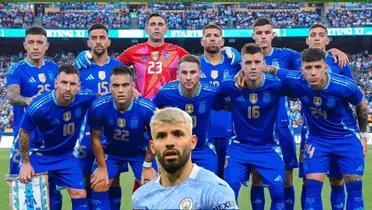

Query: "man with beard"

xmin=199 ymin=24 xmax=241 ymax=178
xmin=88 ymin=66 xmax=157 ymax=210
xmin=19 ymin=64 xmax=96 ymax=210
xmin=153 ymin=55 xmax=224 ymax=174
xmin=75 ymin=23 xmax=125 ymax=210
xmin=132 ymin=107 xmax=237 ymax=209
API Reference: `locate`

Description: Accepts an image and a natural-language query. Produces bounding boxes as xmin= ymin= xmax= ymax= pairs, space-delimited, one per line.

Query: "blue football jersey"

xmin=326 ymin=52 xmax=353 ymax=79
xmin=6 ymin=59 xmax=58 ymax=135
xmin=153 ymin=81 xmax=223 ymax=148
xmin=79 ymin=57 xmax=123 ymax=95
xmin=218 ymin=74 xmax=289 ymax=146
xmin=132 ymin=164 xmax=238 ymax=209
xmin=89 ymin=95 xmax=156 ymax=157
xmin=20 ymin=89 xmax=96 ymax=154
xmin=199 ymin=54 xmax=241 ymax=138
xmin=277 ymin=69 xmax=363 ymax=139
xmin=265 ymin=48 xmax=301 ymax=127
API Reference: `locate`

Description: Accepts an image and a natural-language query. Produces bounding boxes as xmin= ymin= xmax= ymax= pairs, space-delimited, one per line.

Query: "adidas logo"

xmin=28 ymin=77 xmax=36 ymax=83
xmin=86 ymin=74 xmax=95 ymax=80
xmin=274 ymin=175 xmax=283 ymax=182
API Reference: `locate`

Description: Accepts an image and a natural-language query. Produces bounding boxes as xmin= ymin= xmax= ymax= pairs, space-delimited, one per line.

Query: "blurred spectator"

xmin=327 ymin=8 xmax=371 ymax=27
xmin=0 ymin=8 xmax=33 ymax=28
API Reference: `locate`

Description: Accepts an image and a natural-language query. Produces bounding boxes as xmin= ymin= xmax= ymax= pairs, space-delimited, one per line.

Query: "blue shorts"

xmin=224 ymin=142 xmax=284 ymax=188
xmin=191 ymin=145 xmax=218 ymax=174
xmin=276 ymin=125 xmax=298 ymax=170
xmin=31 ymin=152 xmax=85 ymax=189
xmin=9 ymin=137 xmax=21 ymax=175
xmin=303 ymin=135 xmax=364 ymax=176
xmin=77 ymin=132 xmax=95 ymax=176
xmin=92 ymin=154 xmax=155 ymax=181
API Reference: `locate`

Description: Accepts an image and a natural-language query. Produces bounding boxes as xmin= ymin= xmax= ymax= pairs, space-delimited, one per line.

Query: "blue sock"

xmin=91 ymin=191 xmax=110 ymax=210
xmin=284 ymin=186 xmax=295 ymax=210
xmin=109 ymin=186 xmax=122 ymax=210
xmin=269 ymin=184 xmax=285 ymax=210
xmin=330 ymin=185 xmax=345 ymax=210
xmin=251 ymin=186 xmax=265 ymax=210
xmin=301 ymin=183 xmax=306 ymax=210
xmin=305 ymin=179 xmax=323 ymax=210
xmin=346 ymin=181 xmax=363 ymax=210
xmin=49 ymin=188 xmax=62 ymax=210
xmin=71 ymin=198 xmax=88 ymax=210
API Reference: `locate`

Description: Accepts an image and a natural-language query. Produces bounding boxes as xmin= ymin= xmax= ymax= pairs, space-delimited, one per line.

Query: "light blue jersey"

xmin=132 ymin=164 xmax=238 ymax=209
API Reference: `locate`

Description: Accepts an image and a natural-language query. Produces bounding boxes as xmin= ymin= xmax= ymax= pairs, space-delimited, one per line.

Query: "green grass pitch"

xmin=1 ymin=147 xmax=371 ymax=209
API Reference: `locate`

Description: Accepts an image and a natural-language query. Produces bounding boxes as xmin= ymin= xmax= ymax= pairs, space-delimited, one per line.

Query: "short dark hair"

xmin=178 ymin=55 xmax=201 ymax=70
xmin=110 ymin=66 xmax=134 ymax=81
xmin=253 ymin=17 xmax=273 ymax=29
xmin=241 ymin=43 xmax=263 ymax=55
xmin=301 ymin=48 xmax=326 ymax=63
xmin=309 ymin=23 xmax=328 ymax=34
xmin=58 ymin=64 xmax=79 ymax=76
xmin=88 ymin=23 xmax=109 ymax=34
xmin=202 ymin=24 xmax=223 ymax=36
xmin=146 ymin=12 xmax=167 ymax=25
xmin=25 ymin=26 xmax=47 ymax=37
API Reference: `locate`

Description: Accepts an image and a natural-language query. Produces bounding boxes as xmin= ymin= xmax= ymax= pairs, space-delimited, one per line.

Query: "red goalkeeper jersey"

xmin=118 ymin=42 xmax=189 ymax=99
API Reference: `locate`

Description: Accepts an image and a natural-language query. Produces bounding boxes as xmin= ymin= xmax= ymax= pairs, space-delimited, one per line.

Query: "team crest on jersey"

xmin=98 ymin=71 xmax=106 ymax=80
xmin=198 ymin=102 xmax=206 ymax=114
xmin=63 ymin=111 xmax=71 ymax=122
xmin=211 ymin=70 xmax=219 ymax=80
xmin=142 ymin=55 xmax=148 ymax=61
xmin=223 ymin=69 xmax=231 ymax=80
xmin=163 ymin=51 xmax=169 ymax=59
xmin=249 ymin=93 xmax=258 ymax=104
xmin=185 ymin=104 xmax=194 ymax=113
xmin=151 ymin=51 xmax=160 ymax=61
xmin=313 ymin=97 xmax=322 ymax=107
xmin=117 ymin=118 xmax=126 ymax=128
xmin=38 ymin=73 xmax=46 ymax=83
xmin=179 ymin=197 xmax=193 ymax=210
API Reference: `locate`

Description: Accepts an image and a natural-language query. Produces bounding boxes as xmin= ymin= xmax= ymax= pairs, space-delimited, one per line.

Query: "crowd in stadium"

xmin=0 ymin=51 xmax=371 ymax=131
xmin=1 ymin=2 xmax=371 ymax=29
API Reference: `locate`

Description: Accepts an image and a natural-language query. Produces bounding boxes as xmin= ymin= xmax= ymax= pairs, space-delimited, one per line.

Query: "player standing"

xmin=18 ymin=64 xmax=96 ymax=210
xmin=199 ymin=24 xmax=241 ymax=178
xmin=132 ymin=107 xmax=237 ymax=209
xmin=153 ymin=55 xmax=223 ymax=173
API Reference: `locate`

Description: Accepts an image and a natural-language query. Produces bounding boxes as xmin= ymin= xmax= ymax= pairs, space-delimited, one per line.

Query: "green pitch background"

xmin=1 ymin=148 xmax=371 ymax=209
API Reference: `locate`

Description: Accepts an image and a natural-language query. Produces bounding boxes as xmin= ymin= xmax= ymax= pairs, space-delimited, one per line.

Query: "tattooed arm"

xmin=6 ymin=84 xmax=33 ymax=106
xmin=18 ymin=128 xmax=35 ymax=183
xmin=355 ymin=99 xmax=368 ymax=156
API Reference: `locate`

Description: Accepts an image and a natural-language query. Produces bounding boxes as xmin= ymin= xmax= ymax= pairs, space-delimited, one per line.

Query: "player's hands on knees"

xmin=141 ymin=167 xmax=158 ymax=185
xmin=91 ymin=167 xmax=109 ymax=191
xmin=328 ymin=48 xmax=349 ymax=68
xmin=234 ymin=70 xmax=245 ymax=89
xmin=74 ymin=50 xmax=92 ymax=70
xmin=19 ymin=162 xmax=35 ymax=183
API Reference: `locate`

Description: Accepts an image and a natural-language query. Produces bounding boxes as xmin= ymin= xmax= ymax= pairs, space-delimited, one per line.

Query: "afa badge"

xmin=185 ymin=104 xmax=194 ymax=113
xmin=151 ymin=51 xmax=160 ymax=61
xmin=211 ymin=70 xmax=219 ymax=80
xmin=249 ymin=93 xmax=258 ymax=104
xmin=63 ymin=111 xmax=71 ymax=122
xmin=38 ymin=73 xmax=46 ymax=83
xmin=313 ymin=97 xmax=322 ymax=107
xmin=98 ymin=71 xmax=106 ymax=80
xmin=117 ymin=118 xmax=126 ymax=128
